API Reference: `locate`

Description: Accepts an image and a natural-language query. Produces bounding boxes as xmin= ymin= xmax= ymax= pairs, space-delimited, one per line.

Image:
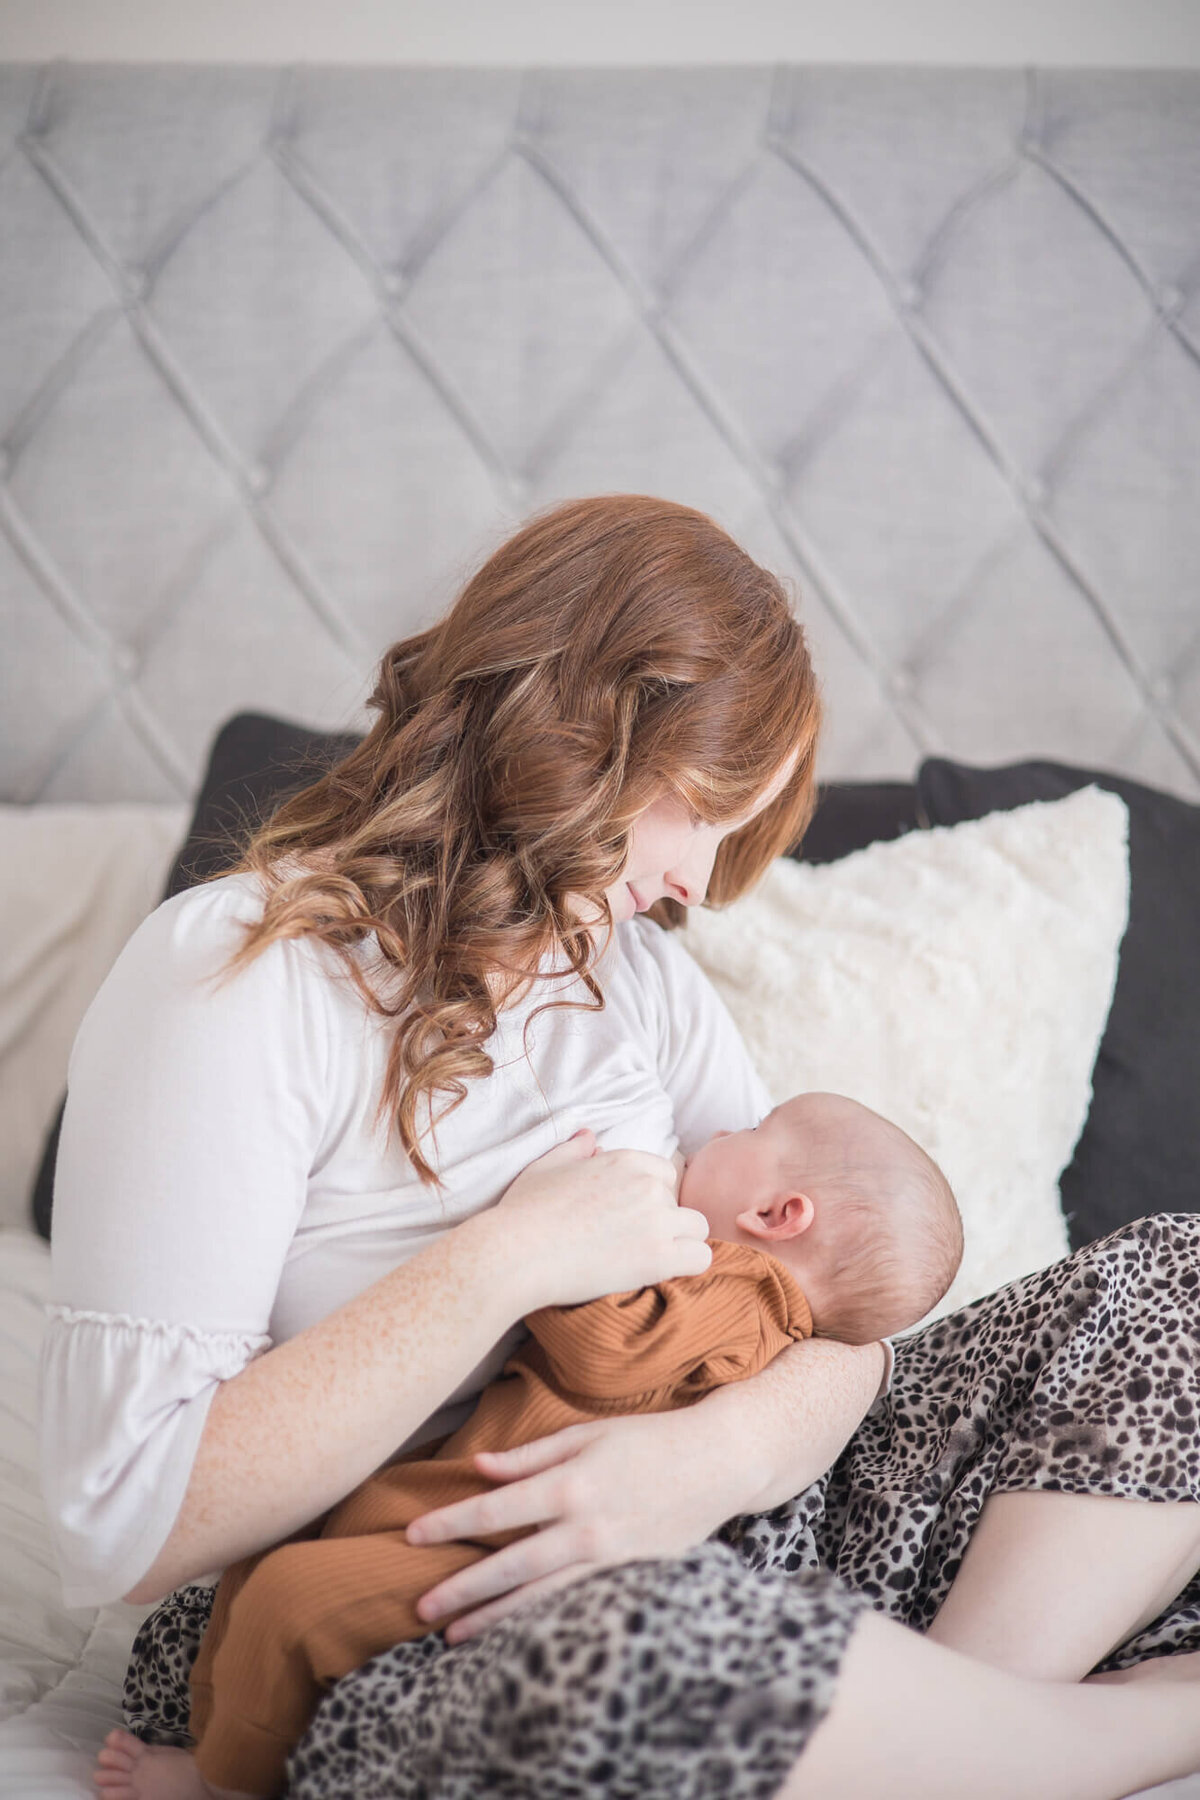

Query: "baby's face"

xmin=680 ymin=1095 xmax=960 ymax=1344
xmin=677 ymin=1109 xmax=801 ymax=1242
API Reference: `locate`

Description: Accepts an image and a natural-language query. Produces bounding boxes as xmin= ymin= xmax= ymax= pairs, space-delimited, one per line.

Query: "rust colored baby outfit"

xmin=187 ymin=1240 xmax=813 ymax=1795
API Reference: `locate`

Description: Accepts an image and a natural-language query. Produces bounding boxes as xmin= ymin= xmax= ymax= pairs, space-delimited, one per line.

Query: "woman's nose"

xmin=664 ymin=870 xmax=699 ymax=905
xmin=665 ymin=841 xmax=719 ymax=907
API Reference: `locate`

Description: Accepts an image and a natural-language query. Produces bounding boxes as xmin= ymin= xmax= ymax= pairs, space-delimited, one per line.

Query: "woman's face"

xmin=601 ymin=754 xmax=798 ymax=925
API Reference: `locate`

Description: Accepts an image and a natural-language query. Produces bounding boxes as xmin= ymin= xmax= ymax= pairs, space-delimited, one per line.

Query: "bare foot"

xmin=1086 ymin=1648 xmax=1200 ymax=1688
xmin=92 ymin=1728 xmax=256 ymax=1800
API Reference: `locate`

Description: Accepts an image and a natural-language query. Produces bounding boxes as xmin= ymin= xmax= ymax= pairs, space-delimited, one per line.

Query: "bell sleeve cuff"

xmin=37 ymin=1306 xmax=271 ymax=1610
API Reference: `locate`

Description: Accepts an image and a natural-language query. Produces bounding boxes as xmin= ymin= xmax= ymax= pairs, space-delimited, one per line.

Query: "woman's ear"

xmin=735 ymin=1191 xmax=815 ymax=1242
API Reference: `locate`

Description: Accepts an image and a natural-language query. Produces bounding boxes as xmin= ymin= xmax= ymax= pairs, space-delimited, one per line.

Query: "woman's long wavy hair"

xmin=225 ymin=495 xmax=822 ymax=1182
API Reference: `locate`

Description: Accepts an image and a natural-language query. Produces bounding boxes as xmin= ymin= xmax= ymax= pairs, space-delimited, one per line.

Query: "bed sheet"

xmin=2 ymin=1222 xmax=1197 ymax=1800
xmin=0 ymin=1227 xmax=154 ymax=1798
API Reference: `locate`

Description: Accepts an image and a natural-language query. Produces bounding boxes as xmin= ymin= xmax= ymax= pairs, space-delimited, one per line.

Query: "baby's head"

xmin=679 ymin=1093 xmax=963 ymax=1343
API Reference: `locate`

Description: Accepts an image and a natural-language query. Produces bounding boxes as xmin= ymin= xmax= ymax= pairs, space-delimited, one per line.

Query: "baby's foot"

xmin=1085 ymin=1648 xmax=1200 ymax=1688
xmin=92 ymin=1728 xmax=256 ymax=1800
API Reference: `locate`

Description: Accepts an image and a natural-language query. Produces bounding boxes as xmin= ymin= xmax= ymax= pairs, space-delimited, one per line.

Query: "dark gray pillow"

xmin=917 ymin=757 xmax=1200 ymax=1250
xmin=158 ymin=711 xmax=363 ymax=900
xmin=791 ymin=781 xmax=920 ymax=865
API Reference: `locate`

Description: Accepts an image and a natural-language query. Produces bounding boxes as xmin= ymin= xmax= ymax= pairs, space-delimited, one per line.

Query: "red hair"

xmin=225 ymin=495 xmax=822 ymax=1181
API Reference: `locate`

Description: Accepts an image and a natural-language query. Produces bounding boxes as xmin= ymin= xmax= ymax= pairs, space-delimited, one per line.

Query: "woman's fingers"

xmin=670 ymin=1236 xmax=714 ymax=1276
xmin=608 ymin=1146 xmax=681 ymax=1188
xmin=471 ymin=1423 xmax=598 ymax=1481
xmin=665 ymin=1206 xmax=714 ymax=1277
xmin=442 ymin=1563 xmax=597 ymax=1644
xmin=527 ymin=1129 xmax=596 ymax=1170
xmin=417 ymin=1523 xmax=579 ymax=1622
xmin=407 ymin=1457 xmax=578 ymax=1546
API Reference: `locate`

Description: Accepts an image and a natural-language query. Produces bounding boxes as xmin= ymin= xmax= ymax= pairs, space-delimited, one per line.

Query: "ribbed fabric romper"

xmin=186 ymin=1240 xmax=813 ymax=1794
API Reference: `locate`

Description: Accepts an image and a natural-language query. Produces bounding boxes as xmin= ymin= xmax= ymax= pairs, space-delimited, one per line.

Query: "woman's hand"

xmin=406 ymin=1406 xmax=753 ymax=1643
xmin=494 ymin=1130 xmax=713 ymax=1310
xmin=406 ymin=1335 xmax=887 ymax=1643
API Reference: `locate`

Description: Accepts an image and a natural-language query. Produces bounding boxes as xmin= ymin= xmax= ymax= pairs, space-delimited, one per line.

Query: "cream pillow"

xmin=0 ymin=804 xmax=188 ymax=1230
xmin=681 ymin=788 xmax=1130 ymax=1323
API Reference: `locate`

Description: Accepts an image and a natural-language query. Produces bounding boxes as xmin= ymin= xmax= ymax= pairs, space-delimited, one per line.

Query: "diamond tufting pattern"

xmin=1 ymin=64 xmax=1198 ymax=803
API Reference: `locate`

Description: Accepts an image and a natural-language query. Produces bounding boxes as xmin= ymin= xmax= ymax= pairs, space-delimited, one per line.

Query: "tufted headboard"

xmin=2 ymin=63 xmax=1199 ymax=805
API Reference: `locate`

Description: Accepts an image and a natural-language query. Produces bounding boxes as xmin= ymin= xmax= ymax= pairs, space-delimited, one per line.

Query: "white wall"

xmin=2 ymin=0 xmax=1200 ymax=66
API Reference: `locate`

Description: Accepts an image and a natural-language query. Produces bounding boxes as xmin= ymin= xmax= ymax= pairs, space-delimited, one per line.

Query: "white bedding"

xmin=0 ymin=1227 xmax=153 ymax=1798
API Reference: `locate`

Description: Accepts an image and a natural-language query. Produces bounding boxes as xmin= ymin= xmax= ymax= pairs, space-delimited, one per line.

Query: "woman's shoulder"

xmin=140 ymin=870 xmax=346 ymax=965
xmin=98 ymin=870 xmax=343 ymax=1020
xmin=154 ymin=868 xmax=268 ymax=933
xmin=123 ymin=870 xmax=269 ymax=976
xmin=66 ymin=869 xmax=354 ymax=1105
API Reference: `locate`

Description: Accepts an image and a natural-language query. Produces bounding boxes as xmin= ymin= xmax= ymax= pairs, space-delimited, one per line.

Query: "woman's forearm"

xmin=122 ymin=1209 xmax=532 ymax=1605
xmin=696 ymin=1336 xmax=887 ymax=1517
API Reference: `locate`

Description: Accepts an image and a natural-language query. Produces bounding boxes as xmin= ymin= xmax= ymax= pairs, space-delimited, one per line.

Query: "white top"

xmin=37 ymin=873 xmax=773 ymax=1609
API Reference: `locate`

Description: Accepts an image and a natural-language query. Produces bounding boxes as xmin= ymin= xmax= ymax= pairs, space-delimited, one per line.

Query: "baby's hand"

xmin=670 ymin=1148 xmax=687 ymax=1197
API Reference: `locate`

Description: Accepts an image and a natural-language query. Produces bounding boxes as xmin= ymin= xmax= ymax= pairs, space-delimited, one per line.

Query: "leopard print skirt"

xmin=124 ymin=1214 xmax=1200 ymax=1798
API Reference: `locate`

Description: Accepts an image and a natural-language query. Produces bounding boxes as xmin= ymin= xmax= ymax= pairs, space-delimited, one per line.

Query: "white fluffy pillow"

xmin=681 ymin=788 xmax=1130 ymax=1324
xmin=0 ymin=804 xmax=188 ymax=1230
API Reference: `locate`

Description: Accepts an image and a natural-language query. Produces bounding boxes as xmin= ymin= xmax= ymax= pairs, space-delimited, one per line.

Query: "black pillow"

xmin=917 ymin=757 xmax=1200 ymax=1251
xmin=159 ymin=712 xmax=364 ymax=900
xmin=792 ymin=781 xmax=921 ymax=864
xmin=31 ymin=713 xmax=364 ymax=1240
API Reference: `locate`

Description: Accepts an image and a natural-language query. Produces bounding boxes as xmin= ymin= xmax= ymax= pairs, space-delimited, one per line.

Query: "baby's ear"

xmin=735 ymin=1192 xmax=815 ymax=1241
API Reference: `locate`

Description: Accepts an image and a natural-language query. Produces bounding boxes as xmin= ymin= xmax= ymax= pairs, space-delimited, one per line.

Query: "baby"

xmin=678 ymin=1089 xmax=963 ymax=1346
xmin=96 ymin=1092 xmax=962 ymax=1800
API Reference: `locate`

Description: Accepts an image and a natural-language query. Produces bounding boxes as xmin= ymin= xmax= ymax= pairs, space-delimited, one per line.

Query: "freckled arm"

xmin=123 ymin=1209 xmax=534 ymax=1604
xmin=685 ymin=1334 xmax=889 ymax=1518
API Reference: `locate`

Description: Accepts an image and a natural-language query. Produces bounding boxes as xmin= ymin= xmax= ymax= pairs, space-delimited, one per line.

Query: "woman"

xmin=48 ymin=496 xmax=1200 ymax=1800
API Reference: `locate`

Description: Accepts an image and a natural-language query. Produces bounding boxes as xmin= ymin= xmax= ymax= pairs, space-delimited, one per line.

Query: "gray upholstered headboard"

xmin=2 ymin=64 xmax=1198 ymax=804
